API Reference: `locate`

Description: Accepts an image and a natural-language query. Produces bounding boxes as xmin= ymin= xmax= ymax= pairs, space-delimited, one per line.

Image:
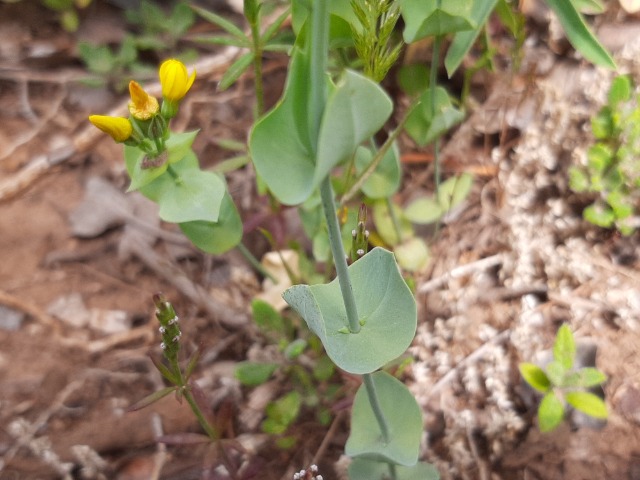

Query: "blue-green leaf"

xmin=283 ymin=248 xmax=417 ymax=374
xmin=179 ymin=192 xmax=243 ymax=254
xmin=346 ymin=372 xmax=422 ymax=466
xmin=349 ymin=458 xmax=440 ymax=480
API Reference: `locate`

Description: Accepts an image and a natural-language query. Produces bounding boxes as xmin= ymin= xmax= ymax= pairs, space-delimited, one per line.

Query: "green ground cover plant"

xmin=570 ymin=74 xmax=640 ymax=235
xmin=520 ymin=324 xmax=608 ymax=432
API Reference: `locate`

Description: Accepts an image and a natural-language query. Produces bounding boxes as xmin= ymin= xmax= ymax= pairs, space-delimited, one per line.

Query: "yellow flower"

xmin=159 ymin=59 xmax=196 ymax=102
xmin=128 ymin=81 xmax=159 ymax=120
xmin=88 ymin=115 xmax=132 ymax=142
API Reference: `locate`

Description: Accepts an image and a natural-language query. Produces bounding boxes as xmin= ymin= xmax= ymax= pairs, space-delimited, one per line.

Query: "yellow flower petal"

xmin=159 ymin=59 xmax=196 ymax=102
xmin=128 ymin=81 xmax=159 ymax=120
xmin=88 ymin=115 xmax=132 ymax=142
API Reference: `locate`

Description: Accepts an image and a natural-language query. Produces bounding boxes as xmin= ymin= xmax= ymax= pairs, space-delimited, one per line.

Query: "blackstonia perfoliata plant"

xmin=89 ymin=58 xmax=243 ymax=255
xmin=86 ymin=1 xmax=618 ymax=478
xmin=519 ymin=324 xmax=608 ymax=433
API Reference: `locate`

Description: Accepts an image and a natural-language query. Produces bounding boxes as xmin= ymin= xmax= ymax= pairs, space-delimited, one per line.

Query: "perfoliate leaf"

xmin=283 ymin=248 xmax=417 ymax=374
xmin=346 ymin=372 xmax=422 ymax=466
xmin=179 ymin=191 xmax=243 ymax=254
xmin=349 ymin=459 xmax=440 ymax=480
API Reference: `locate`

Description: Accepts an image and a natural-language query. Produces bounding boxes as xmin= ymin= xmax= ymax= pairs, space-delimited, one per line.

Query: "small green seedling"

xmin=570 ymin=74 xmax=640 ymax=235
xmin=235 ymin=300 xmax=339 ymax=443
xmin=519 ymin=324 xmax=608 ymax=432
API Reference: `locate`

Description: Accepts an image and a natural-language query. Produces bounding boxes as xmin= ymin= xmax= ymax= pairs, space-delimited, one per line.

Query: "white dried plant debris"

xmin=71 ymin=445 xmax=108 ymax=479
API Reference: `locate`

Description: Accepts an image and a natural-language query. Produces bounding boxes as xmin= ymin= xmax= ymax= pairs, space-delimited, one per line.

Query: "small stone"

xmin=0 ymin=305 xmax=25 ymax=331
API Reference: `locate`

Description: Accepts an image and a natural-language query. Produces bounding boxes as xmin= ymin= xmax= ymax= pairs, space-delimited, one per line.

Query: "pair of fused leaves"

xmin=124 ymin=132 xmax=242 ymax=254
xmin=345 ymin=372 xmax=439 ymax=478
xmin=519 ymin=324 xmax=608 ymax=432
xmin=283 ymin=248 xmax=417 ymax=375
xmin=250 ymin=48 xmax=393 ymax=206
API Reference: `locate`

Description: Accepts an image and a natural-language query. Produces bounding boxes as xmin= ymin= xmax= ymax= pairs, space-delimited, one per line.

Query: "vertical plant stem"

xmin=320 ymin=178 xmax=360 ymax=333
xmin=363 ymin=373 xmax=390 ymax=443
xmin=308 ymin=7 xmax=394 ymax=477
xmin=430 ymin=35 xmax=442 ymax=193
xmin=309 ymin=0 xmax=360 ymax=333
xmin=182 ymin=387 xmax=219 ymax=441
xmin=308 ymin=0 xmax=329 ymax=144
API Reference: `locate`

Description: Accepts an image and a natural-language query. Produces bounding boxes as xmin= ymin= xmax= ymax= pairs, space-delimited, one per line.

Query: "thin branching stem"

xmin=236 ymin=242 xmax=277 ymax=283
xmin=182 ymin=387 xmax=219 ymax=441
xmin=340 ymin=101 xmax=419 ymax=204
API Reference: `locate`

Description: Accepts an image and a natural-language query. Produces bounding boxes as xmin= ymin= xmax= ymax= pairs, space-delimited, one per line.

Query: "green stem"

xmin=363 ymin=373 xmax=390 ymax=443
xmin=236 ymin=242 xmax=277 ymax=283
xmin=430 ymin=35 xmax=442 ymax=193
xmin=249 ymin=18 xmax=264 ymax=118
xmin=388 ymin=462 xmax=397 ymax=480
xmin=320 ymin=178 xmax=360 ymax=333
xmin=308 ymin=0 xmax=329 ymax=146
xmin=166 ymin=164 xmax=181 ymax=183
xmin=309 ymin=1 xmax=359 ymax=333
xmin=183 ymin=387 xmax=219 ymax=441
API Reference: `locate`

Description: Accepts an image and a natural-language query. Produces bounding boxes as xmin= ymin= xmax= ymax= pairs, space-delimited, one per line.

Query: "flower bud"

xmin=128 ymin=81 xmax=159 ymax=120
xmin=88 ymin=115 xmax=133 ymax=142
xmin=159 ymin=59 xmax=196 ymax=103
xmin=350 ymin=204 xmax=369 ymax=262
xmin=153 ymin=293 xmax=181 ymax=363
